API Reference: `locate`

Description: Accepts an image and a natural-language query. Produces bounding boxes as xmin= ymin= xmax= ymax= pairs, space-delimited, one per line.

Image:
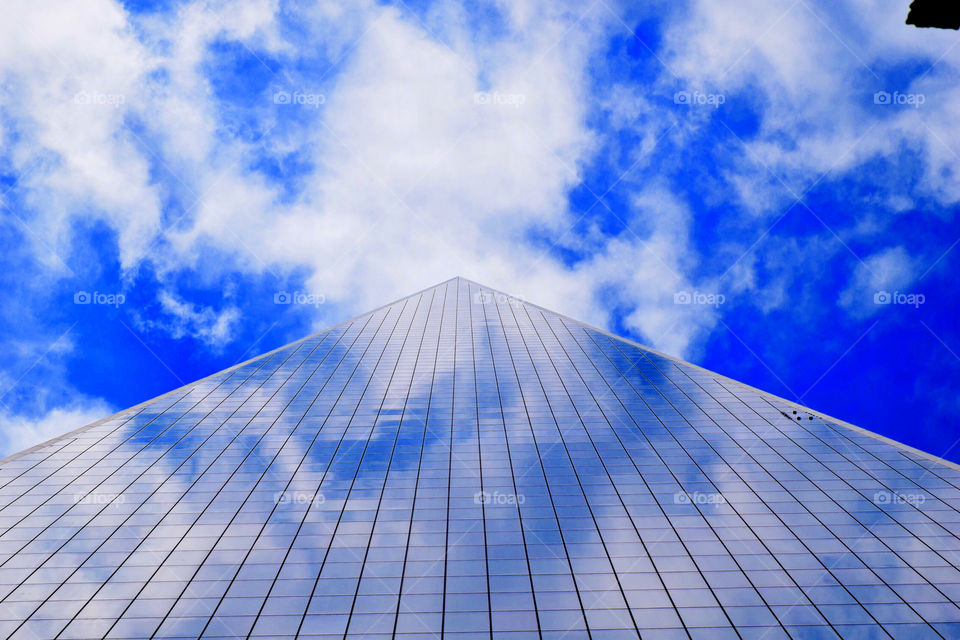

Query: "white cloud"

xmin=4 ymin=0 xmax=954 ymax=355
xmin=3 ymin=0 xmax=956 ymax=458
xmin=838 ymin=245 xmax=917 ymax=317
xmin=662 ymin=0 xmax=960 ymax=210
xmin=635 ymin=0 xmax=959 ymax=325
xmin=0 ymin=399 xmax=112 ymax=457
xmin=137 ymin=290 xmax=242 ymax=348
xmin=5 ymin=0 xmax=873 ymax=408
xmin=576 ymin=186 xmax=721 ymax=357
xmin=0 ymin=0 xmax=161 ymax=270
xmin=0 ymin=0 xmax=728 ymax=365
xmin=146 ymin=2 xmax=654 ymax=337
xmin=0 ymin=317 xmax=114 ymax=457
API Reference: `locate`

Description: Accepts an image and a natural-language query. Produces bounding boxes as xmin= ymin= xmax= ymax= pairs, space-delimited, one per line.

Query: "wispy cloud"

xmin=0 ymin=0 xmax=958 ymax=458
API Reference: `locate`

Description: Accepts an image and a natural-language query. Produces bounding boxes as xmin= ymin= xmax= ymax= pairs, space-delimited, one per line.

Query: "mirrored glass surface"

xmin=1 ymin=278 xmax=959 ymax=639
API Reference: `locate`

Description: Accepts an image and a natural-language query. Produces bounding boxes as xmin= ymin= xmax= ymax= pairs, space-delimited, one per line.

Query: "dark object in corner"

xmin=906 ymin=0 xmax=960 ymax=29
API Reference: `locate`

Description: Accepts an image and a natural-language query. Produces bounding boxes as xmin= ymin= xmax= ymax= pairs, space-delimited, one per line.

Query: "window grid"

xmin=0 ymin=277 xmax=958 ymax=640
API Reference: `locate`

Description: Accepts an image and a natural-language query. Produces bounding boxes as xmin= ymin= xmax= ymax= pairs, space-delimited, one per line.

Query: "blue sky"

xmin=0 ymin=0 xmax=958 ymax=461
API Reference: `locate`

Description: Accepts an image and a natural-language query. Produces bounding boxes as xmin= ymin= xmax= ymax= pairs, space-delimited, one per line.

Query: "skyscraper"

xmin=1 ymin=277 xmax=959 ymax=640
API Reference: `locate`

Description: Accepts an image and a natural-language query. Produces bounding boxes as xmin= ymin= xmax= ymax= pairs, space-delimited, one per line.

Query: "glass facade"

xmin=1 ymin=276 xmax=960 ymax=640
